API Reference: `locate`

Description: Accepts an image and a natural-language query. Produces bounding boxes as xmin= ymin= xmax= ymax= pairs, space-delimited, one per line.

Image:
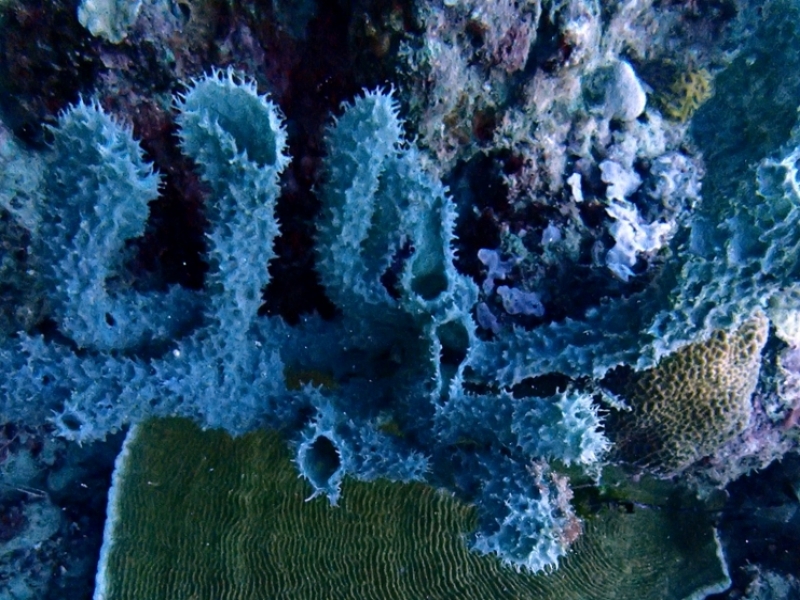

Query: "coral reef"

xmin=463 ymin=0 xmax=800 ymax=410
xmin=401 ymin=0 xmax=711 ymax=330
xmin=2 ymin=0 xmax=800 ymax=594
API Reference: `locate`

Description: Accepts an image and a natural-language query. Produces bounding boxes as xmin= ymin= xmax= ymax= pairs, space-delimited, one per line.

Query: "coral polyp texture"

xmin=608 ymin=312 xmax=769 ymax=474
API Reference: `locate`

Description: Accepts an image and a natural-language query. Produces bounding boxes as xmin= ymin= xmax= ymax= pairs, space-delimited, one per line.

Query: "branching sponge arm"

xmin=39 ymin=100 xmax=198 ymax=352
xmin=316 ymin=88 xmax=404 ymax=314
xmin=176 ymin=68 xmax=290 ymax=331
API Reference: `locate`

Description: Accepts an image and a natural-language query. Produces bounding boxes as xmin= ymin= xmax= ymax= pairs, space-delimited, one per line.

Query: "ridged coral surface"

xmin=94 ymin=418 xmax=729 ymax=600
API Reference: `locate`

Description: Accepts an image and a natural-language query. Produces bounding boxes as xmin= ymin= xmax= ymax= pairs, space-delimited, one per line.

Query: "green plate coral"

xmin=94 ymin=418 xmax=730 ymax=600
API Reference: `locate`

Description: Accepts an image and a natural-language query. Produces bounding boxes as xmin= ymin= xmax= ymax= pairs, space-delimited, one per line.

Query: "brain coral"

xmin=608 ymin=311 xmax=768 ymax=474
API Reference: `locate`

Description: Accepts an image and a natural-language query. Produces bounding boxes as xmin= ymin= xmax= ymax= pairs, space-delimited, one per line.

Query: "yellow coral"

xmin=659 ymin=68 xmax=714 ymax=123
xmin=610 ymin=312 xmax=768 ymax=474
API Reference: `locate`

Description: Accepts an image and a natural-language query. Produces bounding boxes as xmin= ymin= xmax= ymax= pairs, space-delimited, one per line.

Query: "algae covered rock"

xmin=77 ymin=0 xmax=141 ymax=43
xmin=93 ymin=418 xmax=730 ymax=600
